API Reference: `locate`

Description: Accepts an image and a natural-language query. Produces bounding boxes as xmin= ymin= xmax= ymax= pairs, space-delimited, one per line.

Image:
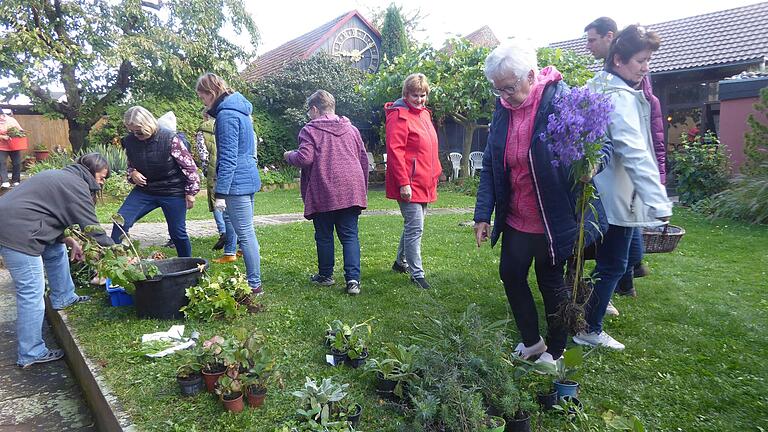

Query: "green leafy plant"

xmin=742 ymin=87 xmax=768 ymax=176
xmin=83 ymin=142 xmax=128 ymax=174
xmin=6 ymin=127 xmax=25 ymax=138
xmin=175 ymin=345 xmax=204 ymax=379
xmin=291 ymin=377 xmax=350 ymax=426
xmin=365 ymin=343 xmax=419 ymax=398
xmin=670 ymin=130 xmax=730 ymax=205
xmin=33 ymin=143 xmax=47 ymax=151
xmin=180 ymin=267 xmax=253 ymax=321
xmin=215 ymin=374 xmax=243 ymax=400
xmin=325 ymin=319 xmax=372 ymax=357
xmin=695 ymin=165 xmax=768 ymax=224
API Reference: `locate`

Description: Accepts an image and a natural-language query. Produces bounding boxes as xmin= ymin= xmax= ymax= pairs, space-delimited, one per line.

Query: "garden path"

xmin=102 ymin=207 xmax=475 ymax=247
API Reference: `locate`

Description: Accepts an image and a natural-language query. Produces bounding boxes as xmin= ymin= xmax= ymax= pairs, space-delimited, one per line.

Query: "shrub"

xmin=259 ymin=165 xmax=299 ymax=185
xmin=102 ymin=174 xmax=132 ymax=199
xmin=252 ymin=107 xmax=294 ymax=167
xmin=670 ymin=130 xmax=730 ymax=205
xmin=84 ymin=142 xmax=128 ymax=174
xmin=694 ymin=165 xmax=768 ymax=224
xmin=743 ymin=87 xmax=768 ymax=176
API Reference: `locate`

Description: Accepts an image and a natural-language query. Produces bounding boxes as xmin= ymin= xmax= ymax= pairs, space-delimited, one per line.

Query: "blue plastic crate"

xmin=106 ymin=278 xmax=133 ymax=306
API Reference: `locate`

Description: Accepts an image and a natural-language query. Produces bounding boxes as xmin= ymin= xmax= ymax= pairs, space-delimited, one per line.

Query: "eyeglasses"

xmin=491 ymin=76 xmax=525 ymax=97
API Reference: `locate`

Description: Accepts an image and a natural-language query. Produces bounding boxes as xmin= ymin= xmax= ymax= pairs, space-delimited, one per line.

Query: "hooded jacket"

xmin=474 ymin=67 xmax=610 ymax=265
xmin=588 ymin=71 xmax=672 ymax=227
xmin=384 ymin=98 xmax=441 ymax=203
xmin=208 ymin=92 xmax=261 ymax=196
xmin=286 ymin=114 xmax=368 ymax=219
xmin=0 ymin=164 xmax=113 ymax=255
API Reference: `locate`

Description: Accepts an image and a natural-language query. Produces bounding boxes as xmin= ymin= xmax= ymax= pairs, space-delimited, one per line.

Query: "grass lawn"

xmin=64 ymin=208 xmax=768 ymax=431
xmin=94 ymin=187 xmax=477 ymax=224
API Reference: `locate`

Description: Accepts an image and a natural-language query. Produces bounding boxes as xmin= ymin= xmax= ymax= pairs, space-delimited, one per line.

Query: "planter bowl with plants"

xmin=174 ymin=346 xmax=205 ymax=397
xmin=483 ymin=415 xmax=505 ymax=432
xmin=33 ymin=144 xmax=50 ymax=161
xmin=4 ymin=127 xmax=28 ymax=151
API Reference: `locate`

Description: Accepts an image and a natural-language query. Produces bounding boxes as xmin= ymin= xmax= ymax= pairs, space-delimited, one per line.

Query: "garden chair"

xmin=469 ymin=151 xmax=484 ymax=176
xmin=366 ymin=152 xmax=376 ymax=173
xmin=449 ymin=152 xmax=462 ymax=180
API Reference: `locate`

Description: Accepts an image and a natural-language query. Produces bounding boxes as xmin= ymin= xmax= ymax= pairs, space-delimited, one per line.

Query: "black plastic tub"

xmin=133 ymin=258 xmax=208 ymax=319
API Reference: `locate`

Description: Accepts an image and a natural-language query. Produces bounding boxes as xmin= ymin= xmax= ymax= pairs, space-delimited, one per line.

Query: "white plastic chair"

xmin=449 ymin=152 xmax=462 ymax=180
xmin=469 ymin=151 xmax=484 ymax=176
xmin=366 ymin=152 xmax=375 ymax=173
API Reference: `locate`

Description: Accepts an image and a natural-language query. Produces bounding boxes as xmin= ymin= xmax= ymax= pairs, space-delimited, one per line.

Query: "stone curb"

xmin=44 ymin=298 xmax=136 ymax=432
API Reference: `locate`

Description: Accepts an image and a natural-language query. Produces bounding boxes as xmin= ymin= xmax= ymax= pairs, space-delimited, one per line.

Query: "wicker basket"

xmin=643 ymin=224 xmax=685 ymax=254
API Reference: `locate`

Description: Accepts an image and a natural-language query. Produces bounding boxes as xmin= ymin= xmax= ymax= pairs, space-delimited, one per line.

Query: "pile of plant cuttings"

xmin=181 ymin=267 xmax=265 ymax=321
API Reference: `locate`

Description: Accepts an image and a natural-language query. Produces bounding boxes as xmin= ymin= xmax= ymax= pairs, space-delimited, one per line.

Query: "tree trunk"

xmin=461 ymin=121 xmax=477 ymax=177
xmin=67 ymin=120 xmax=91 ymax=154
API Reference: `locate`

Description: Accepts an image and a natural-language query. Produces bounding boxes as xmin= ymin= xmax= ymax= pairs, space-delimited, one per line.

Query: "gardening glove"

xmin=214 ymin=198 xmax=226 ymax=212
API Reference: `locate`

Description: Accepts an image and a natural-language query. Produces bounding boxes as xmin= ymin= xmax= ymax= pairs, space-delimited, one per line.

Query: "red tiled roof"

xmin=463 ymin=25 xmax=500 ymax=48
xmin=549 ymin=2 xmax=768 ymax=73
xmin=241 ymin=10 xmax=381 ymax=81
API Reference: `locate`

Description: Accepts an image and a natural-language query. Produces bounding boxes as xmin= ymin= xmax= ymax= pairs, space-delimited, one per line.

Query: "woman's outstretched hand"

xmin=474 ymin=222 xmax=491 ymax=247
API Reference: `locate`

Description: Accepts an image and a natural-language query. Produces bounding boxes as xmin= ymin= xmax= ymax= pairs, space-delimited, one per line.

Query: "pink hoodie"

xmin=501 ymin=66 xmax=563 ymax=234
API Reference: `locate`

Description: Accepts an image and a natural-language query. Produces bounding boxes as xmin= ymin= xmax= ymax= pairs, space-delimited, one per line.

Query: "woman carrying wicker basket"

xmin=574 ymin=25 xmax=673 ymax=351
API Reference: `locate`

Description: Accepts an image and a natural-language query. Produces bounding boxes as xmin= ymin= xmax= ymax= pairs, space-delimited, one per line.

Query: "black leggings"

xmin=0 ymin=150 xmax=22 ymax=184
xmin=499 ymin=228 xmax=568 ymax=358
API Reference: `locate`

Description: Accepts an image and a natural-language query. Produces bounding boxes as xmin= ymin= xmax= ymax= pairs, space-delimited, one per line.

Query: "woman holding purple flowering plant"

xmin=473 ymin=43 xmax=610 ymax=367
xmin=572 ymin=25 xmax=673 ymax=351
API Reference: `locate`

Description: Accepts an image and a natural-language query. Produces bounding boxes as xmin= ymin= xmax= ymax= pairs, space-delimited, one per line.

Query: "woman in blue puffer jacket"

xmin=196 ymin=73 xmax=263 ymax=294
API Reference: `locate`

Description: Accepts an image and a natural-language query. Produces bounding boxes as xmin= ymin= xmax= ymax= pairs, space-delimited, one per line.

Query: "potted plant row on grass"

xmin=325 ymin=319 xmax=371 ymax=368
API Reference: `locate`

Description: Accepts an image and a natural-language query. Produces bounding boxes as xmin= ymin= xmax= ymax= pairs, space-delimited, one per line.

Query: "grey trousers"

xmin=396 ymin=201 xmax=427 ymax=278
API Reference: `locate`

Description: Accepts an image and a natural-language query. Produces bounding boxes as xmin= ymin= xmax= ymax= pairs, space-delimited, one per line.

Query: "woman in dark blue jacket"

xmin=196 ymin=73 xmax=263 ymax=294
xmin=473 ymin=43 xmax=609 ymax=366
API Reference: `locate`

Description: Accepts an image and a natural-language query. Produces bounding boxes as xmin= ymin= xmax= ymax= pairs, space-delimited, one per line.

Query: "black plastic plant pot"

xmin=177 ymin=373 xmax=204 ymax=397
xmin=507 ymin=411 xmax=531 ymax=432
xmin=554 ymin=379 xmax=580 ymax=399
xmin=133 ymin=257 xmax=208 ymax=319
xmin=345 ymin=349 xmax=369 ymax=368
xmin=348 ymin=403 xmax=362 ymax=428
xmin=330 ymin=348 xmax=348 ymax=366
xmin=561 ymin=395 xmax=584 ymax=420
xmin=537 ymin=388 xmax=558 ymax=410
xmin=374 ymin=372 xmax=397 ymax=393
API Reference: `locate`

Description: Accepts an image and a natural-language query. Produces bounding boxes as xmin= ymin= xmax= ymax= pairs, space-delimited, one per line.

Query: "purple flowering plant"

xmin=539 ymin=86 xmax=613 ymax=331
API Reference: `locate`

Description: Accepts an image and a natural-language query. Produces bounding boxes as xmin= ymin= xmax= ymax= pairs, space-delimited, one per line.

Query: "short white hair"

xmin=484 ymin=42 xmax=539 ymax=83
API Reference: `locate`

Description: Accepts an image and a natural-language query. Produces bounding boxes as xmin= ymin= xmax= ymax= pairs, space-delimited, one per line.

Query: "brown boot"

xmin=212 ymin=255 xmax=237 ymax=264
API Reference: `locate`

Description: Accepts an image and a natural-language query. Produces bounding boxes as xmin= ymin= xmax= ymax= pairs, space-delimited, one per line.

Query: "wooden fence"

xmin=14 ymin=114 xmax=71 ymax=155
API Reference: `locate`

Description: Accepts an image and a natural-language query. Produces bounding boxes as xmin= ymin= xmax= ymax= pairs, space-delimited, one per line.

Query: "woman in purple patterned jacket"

xmin=284 ymin=90 xmax=369 ymax=295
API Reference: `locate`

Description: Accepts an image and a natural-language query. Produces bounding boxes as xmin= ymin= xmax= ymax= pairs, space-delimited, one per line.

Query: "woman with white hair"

xmin=473 ymin=43 xmax=609 ymax=365
xmin=110 ymin=106 xmax=200 ymax=257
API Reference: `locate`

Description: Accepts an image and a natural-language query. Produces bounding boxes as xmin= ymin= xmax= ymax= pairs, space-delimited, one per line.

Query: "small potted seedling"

xmin=200 ymin=336 xmax=228 ymax=392
xmin=215 ymin=371 xmax=244 ymax=413
xmin=365 ymin=343 xmax=419 ymax=400
xmin=33 ymin=142 xmax=50 ymax=161
xmin=510 ymin=346 xmax=587 ymax=400
xmin=175 ymin=346 xmax=204 ymax=397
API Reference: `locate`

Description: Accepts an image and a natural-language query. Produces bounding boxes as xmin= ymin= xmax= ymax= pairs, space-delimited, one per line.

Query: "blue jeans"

xmin=0 ymin=243 xmax=79 ymax=365
xmin=213 ymin=209 xmax=238 ymax=255
xmin=397 ymin=202 xmax=427 ymax=278
xmin=618 ymin=228 xmax=644 ymax=287
xmin=225 ymin=194 xmax=261 ymax=288
xmin=312 ymin=207 xmax=361 ymax=282
xmin=586 ymin=224 xmax=634 ymax=333
xmin=111 ymin=188 xmax=191 ymax=257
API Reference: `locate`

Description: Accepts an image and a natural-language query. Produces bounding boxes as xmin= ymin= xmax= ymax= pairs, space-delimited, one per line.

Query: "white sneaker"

xmin=11 ymin=182 xmax=19 ymax=187
xmin=513 ymin=336 xmax=547 ymax=360
xmin=534 ymin=352 xmax=563 ymax=367
xmin=0 ymin=182 xmax=9 ymax=188
xmin=573 ymin=331 xmax=625 ymax=350
xmin=605 ymin=300 xmax=620 ymax=316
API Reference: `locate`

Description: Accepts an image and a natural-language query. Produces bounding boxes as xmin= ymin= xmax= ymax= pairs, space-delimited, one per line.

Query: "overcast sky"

xmin=245 ymin=0 xmax=765 ymax=56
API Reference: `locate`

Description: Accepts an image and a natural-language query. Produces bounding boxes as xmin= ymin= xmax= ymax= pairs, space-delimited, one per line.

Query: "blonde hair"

xmin=123 ymin=106 xmax=158 ymax=138
xmin=306 ymin=90 xmax=336 ymax=114
xmin=402 ymin=73 xmax=430 ymax=98
xmin=196 ymin=73 xmax=232 ymax=101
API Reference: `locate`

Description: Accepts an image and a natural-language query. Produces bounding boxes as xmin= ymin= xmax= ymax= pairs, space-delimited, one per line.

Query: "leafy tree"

xmin=743 ymin=87 xmax=768 ymax=175
xmin=247 ymin=52 xmax=368 ymax=152
xmin=361 ymin=40 xmax=493 ymax=176
xmin=380 ymin=4 xmax=409 ymax=62
xmin=0 ymin=0 xmax=258 ymax=153
xmin=367 ymin=4 xmax=425 ymax=45
xmin=536 ymin=47 xmax=596 ymax=87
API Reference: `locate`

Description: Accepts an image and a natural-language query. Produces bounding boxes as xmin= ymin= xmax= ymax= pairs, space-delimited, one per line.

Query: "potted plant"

xmin=325 ymin=319 xmax=372 ymax=367
xmin=482 ymin=415 xmax=506 ymax=432
xmin=200 ymin=335 xmax=227 ymax=392
xmin=486 ymin=378 xmax=535 ymax=432
xmin=5 ymin=127 xmax=28 ymax=152
xmin=241 ymin=345 xmax=276 ymax=408
xmin=33 ymin=143 xmax=50 ymax=161
xmin=291 ymin=377 xmax=350 ymax=426
xmin=174 ymin=346 xmax=204 ymax=397
xmin=365 ymin=343 xmax=419 ymax=400
xmin=345 ymin=325 xmax=370 ymax=369
xmin=215 ymin=373 xmax=244 ymax=413
xmin=534 ymin=382 xmax=558 ymax=411
xmin=510 ymin=346 xmax=587 ymax=400
xmin=340 ymin=402 xmax=363 ymax=428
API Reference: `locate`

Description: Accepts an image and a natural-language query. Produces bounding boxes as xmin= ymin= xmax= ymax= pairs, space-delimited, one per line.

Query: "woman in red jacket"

xmin=385 ymin=73 xmax=442 ymax=289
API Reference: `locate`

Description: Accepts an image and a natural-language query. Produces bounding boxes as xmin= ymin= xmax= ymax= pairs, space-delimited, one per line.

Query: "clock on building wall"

xmin=331 ymin=27 xmax=380 ymax=73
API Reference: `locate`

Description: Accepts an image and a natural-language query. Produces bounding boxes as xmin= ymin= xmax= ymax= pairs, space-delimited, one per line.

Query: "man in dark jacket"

xmin=584 ymin=17 xmax=667 ymax=297
xmin=0 ymin=154 xmax=114 ymax=368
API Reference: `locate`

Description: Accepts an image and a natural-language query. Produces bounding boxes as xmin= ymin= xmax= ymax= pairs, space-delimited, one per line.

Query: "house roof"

xmin=240 ymin=10 xmax=381 ymax=81
xmin=549 ymin=2 xmax=768 ymax=73
xmin=463 ymin=25 xmax=500 ymax=49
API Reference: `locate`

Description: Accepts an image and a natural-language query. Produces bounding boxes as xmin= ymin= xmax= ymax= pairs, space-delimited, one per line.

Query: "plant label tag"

xmin=325 ymin=354 xmax=335 ymax=366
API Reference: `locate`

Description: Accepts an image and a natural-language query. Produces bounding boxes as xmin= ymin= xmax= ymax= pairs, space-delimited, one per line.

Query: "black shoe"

xmin=310 ymin=274 xmax=335 ymax=286
xmin=615 ymin=278 xmax=637 ymax=297
xmin=163 ymin=238 xmax=175 ymax=248
xmin=411 ymin=276 xmax=431 ymax=289
xmin=633 ymin=263 xmax=650 ymax=278
xmin=212 ymin=233 xmax=226 ymax=250
xmin=392 ymin=261 xmax=411 ymax=274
